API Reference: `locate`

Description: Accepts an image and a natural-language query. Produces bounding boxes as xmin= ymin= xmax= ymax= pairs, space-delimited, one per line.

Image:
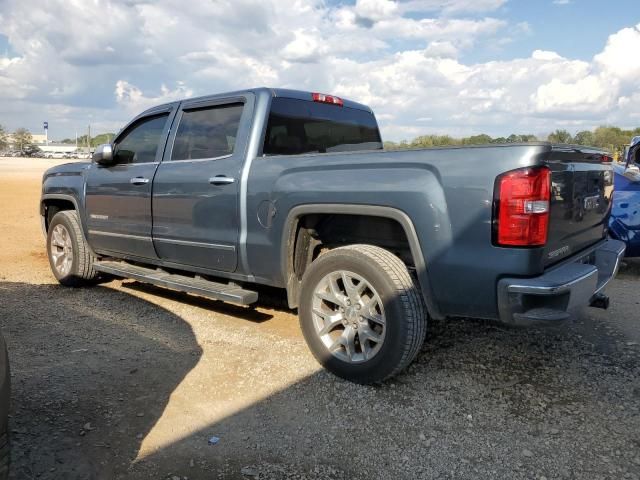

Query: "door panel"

xmin=152 ymin=97 xmax=253 ymax=272
xmin=152 ymin=157 xmax=240 ymax=271
xmin=85 ymin=111 xmax=173 ymax=258
xmin=86 ymin=163 xmax=159 ymax=257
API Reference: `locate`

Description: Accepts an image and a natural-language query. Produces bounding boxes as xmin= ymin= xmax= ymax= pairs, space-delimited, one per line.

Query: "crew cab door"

xmin=85 ymin=107 xmax=175 ymax=258
xmin=151 ymin=94 xmax=254 ymax=272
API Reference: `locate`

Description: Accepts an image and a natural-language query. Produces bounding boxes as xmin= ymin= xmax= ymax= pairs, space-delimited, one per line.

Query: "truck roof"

xmin=142 ymin=87 xmax=373 ymax=116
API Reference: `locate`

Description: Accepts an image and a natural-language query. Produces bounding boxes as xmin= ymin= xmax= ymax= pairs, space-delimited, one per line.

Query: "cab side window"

xmin=113 ymin=114 xmax=169 ymax=165
xmin=171 ymin=103 xmax=244 ymax=161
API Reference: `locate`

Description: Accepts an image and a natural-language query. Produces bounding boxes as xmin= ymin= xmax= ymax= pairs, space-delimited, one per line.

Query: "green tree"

xmin=593 ymin=126 xmax=629 ymax=153
xmin=0 ymin=125 xmax=7 ymax=152
xmin=521 ymin=134 xmax=538 ymax=142
xmin=76 ymin=133 xmax=116 ymax=148
xmin=23 ymin=144 xmax=42 ymax=157
xmin=411 ymin=134 xmax=459 ymax=148
xmin=547 ymin=129 xmax=573 ymax=144
xmin=463 ymin=134 xmax=492 ymax=145
xmin=573 ymin=130 xmax=595 ymax=146
xmin=12 ymin=128 xmax=34 ymax=154
xmin=91 ymin=133 xmax=114 ymax=147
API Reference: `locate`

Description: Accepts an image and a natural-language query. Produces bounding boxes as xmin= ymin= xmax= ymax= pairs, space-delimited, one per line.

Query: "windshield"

xmin=262 ymin=97 xmax=382 ymax=156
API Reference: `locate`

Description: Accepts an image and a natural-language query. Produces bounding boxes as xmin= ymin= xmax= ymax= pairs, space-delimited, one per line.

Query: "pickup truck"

xmin=41 ymin=87 xmax=625 ymax=384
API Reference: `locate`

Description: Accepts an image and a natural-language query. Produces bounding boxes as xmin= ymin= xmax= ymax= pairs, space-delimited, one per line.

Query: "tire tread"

xmin=340 ymin=245 xmax=427 ymax=381
xmin=51 ymin=210 xmax=98 ymax=285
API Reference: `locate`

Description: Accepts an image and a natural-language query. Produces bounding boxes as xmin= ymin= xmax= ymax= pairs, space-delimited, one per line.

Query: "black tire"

xmin=299 ymin=244 xmax=427 ymax=384
xmin=46 ymin=210 xmax=98 ymax=287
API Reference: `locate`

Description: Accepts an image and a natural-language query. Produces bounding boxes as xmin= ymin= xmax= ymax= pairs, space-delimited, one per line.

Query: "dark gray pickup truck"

xmin=41 ymin=87 xmax=625 ymax=383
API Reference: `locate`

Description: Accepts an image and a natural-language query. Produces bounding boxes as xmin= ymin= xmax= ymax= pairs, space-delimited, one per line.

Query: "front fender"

xmin=41 ymin=164 xmax=92 ymax=250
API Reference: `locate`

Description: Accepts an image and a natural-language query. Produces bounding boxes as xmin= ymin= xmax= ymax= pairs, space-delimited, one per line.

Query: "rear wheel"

xmin=299 ymin=244 xmax=427 ymax=384
xmin=47 ymin=210 xmax=98 ymax=286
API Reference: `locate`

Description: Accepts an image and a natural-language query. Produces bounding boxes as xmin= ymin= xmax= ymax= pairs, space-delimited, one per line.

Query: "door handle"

xmin=130 ymin=177 xmax=150 ymax=185
xmin=209 ymin=176 xmax=235 ymax=185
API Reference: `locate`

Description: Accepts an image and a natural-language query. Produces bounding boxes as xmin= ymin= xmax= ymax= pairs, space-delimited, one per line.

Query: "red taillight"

xmin=493 ymin=167 xmax=551 ymax=247
xmin=312 ymin=92 xmax=344 ymax=107
xmin=601 ymin=155 xmax=612 ymax=163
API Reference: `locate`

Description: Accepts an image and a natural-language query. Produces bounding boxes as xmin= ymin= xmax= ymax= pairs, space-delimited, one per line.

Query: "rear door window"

xmin=263 ymin=98 xmax=382 ymax=155
xmin=171 ymin=103 xmax=244 ymax=161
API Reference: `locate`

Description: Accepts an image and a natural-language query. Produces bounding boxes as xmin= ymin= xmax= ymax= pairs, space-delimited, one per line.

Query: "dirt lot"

xmin=0 ymin=157 xmax=638 ymax=480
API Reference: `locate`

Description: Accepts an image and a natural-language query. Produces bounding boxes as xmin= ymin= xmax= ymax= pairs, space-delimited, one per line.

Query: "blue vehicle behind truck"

xmin=41 ymin=88 xmax=625 ymax=383
xmin=610 ymin=136 xmax=640 ymax=257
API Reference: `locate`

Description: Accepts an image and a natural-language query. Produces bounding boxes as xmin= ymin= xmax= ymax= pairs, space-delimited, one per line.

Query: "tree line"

xmin=59 ymin=133 xmax=115 ymax=148
xmin=383 ymin=126 xmax=640 ymax=154
xmin=2 ymin=123 xmax=639 ymax=156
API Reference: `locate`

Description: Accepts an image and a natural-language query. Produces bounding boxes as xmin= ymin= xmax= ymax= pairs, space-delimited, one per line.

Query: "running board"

xmin=94 ymin=260 xmax=258 ymax=305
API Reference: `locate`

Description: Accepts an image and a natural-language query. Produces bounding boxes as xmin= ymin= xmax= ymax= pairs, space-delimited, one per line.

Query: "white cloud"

xmin=0 ymin=0 xmax=638 ymax=141
xmin=424 ymin=41 xmax=459 ymax=58
xmin=532 ymin=75 xmax=617 ymax=113
xmin=115 ymin=81 xmax=194 ymax=114
xmin=594 ymin=23 xmax=640 ymax=83
xmin=531 ymin=50 xmax=563 ymax=61
xmin=354 ymin=0 xmax=399 ymax=22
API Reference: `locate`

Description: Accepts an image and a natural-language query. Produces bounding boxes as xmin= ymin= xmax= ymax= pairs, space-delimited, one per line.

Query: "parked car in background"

xmin=609 ymin=136 xmax=640 ymax=257
xmin=23 ymin=145 xmax=42 ymax=158
xmin=45 ymin=152 xmax=67 ymax=159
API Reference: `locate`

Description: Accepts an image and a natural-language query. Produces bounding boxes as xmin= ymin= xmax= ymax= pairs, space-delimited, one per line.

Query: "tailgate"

xmin=544 ymin=146 xmax=613 ymax=266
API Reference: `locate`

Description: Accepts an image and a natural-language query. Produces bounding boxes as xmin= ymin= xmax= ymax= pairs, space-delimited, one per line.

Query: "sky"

xmin=0 ymin=0 xmax=639 ymax=141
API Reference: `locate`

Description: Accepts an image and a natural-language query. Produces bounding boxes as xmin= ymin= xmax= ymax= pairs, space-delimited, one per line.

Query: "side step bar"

xmin=94 ymin=260 xmax=258 ymax=305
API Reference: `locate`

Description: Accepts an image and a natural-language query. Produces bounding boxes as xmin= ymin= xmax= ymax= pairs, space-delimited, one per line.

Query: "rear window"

xmin=263 ymin=98 xmax=382 ymax=156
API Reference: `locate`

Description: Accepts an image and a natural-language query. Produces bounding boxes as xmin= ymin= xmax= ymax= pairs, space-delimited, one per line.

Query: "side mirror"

xmin=92 ymin=144 xmax=114 ymax=165
xmin=625 ymin=136 xmax=640 ymax=170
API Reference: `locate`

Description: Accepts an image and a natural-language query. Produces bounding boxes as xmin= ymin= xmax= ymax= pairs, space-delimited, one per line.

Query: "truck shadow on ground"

xmin=0 ymin=281 xmax=202 ymax=480
xmin=0 ymin=281 xmax=638 ymax=479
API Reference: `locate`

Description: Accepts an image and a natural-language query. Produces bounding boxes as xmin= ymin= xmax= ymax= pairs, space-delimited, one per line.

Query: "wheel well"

xmin=42 ymin=199 xmax=75 ymax=232
xmin=285 ymin=213 xmax=415 ymax=308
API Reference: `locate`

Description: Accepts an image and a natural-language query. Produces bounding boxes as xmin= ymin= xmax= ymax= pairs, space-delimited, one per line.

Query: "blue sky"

xmin=0 ymin=0 xmax=639 ymax=141
xmin=483 ymin=0 xmax=636 ymax=62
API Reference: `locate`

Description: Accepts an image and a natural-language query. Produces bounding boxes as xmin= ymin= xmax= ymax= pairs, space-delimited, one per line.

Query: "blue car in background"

xmin=609 ymin=136 xmax=640 ymax=257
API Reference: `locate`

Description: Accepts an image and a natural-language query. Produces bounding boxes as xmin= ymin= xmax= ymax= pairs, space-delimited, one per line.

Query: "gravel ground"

xmin=0 ymin=157 xmax=638 ymax=480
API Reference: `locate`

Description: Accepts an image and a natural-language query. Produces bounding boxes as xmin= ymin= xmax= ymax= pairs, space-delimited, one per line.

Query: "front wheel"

xmin=47 ymin=210 xmax=98 ymax=286
xmin=298 ymin=244 xmax=427 ymax=384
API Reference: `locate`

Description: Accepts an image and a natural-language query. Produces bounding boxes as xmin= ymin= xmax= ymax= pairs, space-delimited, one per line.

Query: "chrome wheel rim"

xmin=311 ymin=270 xmax=386 ymax=363
xmin=50 ymin=224 xmax=73 ymax=276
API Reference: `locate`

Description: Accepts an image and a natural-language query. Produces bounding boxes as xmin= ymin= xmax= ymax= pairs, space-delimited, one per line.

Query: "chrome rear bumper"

xmin=497 ymin=239 xmax=626 ymax=324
